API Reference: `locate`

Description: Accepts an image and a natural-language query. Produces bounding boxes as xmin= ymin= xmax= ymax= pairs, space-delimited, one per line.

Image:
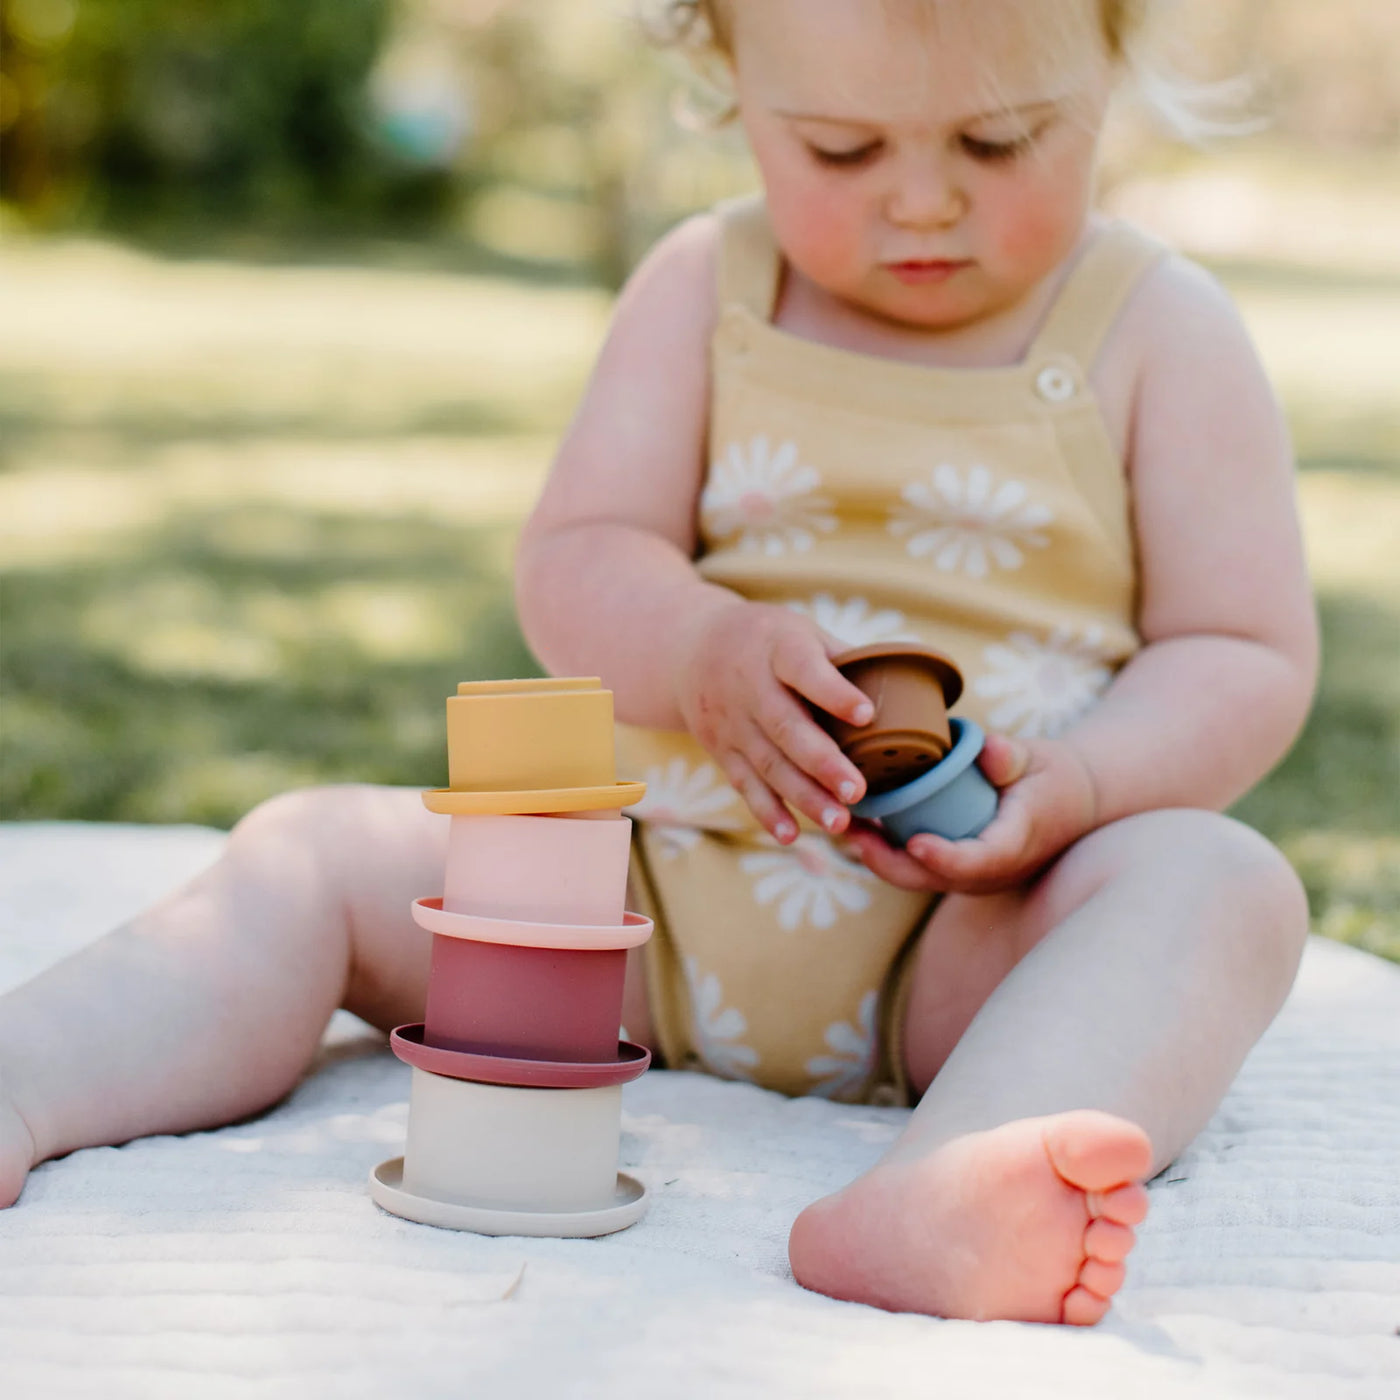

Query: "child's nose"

xmin=886 ymin=159 xmax=966 ymax=230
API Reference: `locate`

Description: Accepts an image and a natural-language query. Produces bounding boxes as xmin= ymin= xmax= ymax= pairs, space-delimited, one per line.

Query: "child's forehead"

xmin=733 ymin=0 xmax=1107 ymax=125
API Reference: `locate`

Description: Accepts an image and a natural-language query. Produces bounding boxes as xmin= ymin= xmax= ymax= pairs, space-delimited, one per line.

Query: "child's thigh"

xmin=899 ymin=809 xmax=1305 ymax=1094
xmin=254 ymin=783 xmax=448 ymax=1030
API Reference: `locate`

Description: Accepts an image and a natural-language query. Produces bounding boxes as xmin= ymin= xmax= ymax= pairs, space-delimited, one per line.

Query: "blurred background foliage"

xmin=1 ymin=0 xmax=1397 ymax=961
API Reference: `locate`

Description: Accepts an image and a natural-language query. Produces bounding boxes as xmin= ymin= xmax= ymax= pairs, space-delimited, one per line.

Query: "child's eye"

xmin=959 ymin=132 xmax=1034 ymax=164
xmin=809 ymin=141 xmax=882 ymax=169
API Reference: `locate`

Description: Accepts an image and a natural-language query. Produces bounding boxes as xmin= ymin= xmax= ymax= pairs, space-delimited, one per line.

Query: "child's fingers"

xmin=771 ymin=633 xmax=874 ymax=730
xmin=844 ymin=827 xmax=945 ymax=892
xmin=905 ymin=803 xmax=1032 ymax=888
xmin=719 ymin=751 xmax=800 ymax=844
xmin=752 ymin=685 xmax=866 ymax=805
xmin=740 ymin=721 xmax=855 ymax=836
xmin=977 ymin=732 xmax=1031 ymax=789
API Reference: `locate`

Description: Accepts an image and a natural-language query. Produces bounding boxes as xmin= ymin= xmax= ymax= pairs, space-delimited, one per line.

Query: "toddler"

xmin=0 ymin=0 xmax=1317 ymax=1326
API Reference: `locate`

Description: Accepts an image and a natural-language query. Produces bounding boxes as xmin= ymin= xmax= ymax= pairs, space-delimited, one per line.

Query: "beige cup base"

xmin=369 ymin=1158 xmax=648 ymax=1238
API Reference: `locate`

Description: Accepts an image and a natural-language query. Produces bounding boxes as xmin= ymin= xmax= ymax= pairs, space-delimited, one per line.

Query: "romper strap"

xmin=714 ymin=193 xmax=781 ymax=321
xmin=1027 ymin=221 xmax=1169 ymax=369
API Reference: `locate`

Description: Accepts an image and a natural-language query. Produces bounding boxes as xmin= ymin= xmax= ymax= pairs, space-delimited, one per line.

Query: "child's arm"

xmin=851 ymin=254 xmax=1319 ymax=893
xmin=516 ymin=216 xmax=873 ymax=840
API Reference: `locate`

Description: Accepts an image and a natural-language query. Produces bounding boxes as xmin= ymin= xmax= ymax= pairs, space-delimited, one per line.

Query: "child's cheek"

xmin=983 ymin=177 xmax=1085 ymax=282
xmin=771 ymin=192 xmax=864 ymax=291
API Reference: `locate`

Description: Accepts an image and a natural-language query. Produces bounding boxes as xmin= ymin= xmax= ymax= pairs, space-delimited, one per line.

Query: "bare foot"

xmin=0 ymin=1073 xmax=38 ymax=1208
xmin=788 ymin=1110 xmax=1153 ymax=1324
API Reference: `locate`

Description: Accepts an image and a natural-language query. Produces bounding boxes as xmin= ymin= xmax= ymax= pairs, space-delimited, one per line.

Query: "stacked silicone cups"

xmin=816 ymin=644 xmax=1000 ymax=846
xmin=369 ymin=678 xmax=652 ymax=1238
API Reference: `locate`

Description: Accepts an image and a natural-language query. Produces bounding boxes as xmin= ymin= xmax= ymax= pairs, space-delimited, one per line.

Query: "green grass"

xmin=1 ymin=232 xmax=1396 ymax=963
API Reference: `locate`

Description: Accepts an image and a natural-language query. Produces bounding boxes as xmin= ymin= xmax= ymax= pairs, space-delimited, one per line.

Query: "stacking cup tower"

xmin=369 ymin=678 xmax=653 ymax=1237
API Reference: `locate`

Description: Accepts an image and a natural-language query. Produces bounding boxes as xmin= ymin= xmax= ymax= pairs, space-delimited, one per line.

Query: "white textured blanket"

xmin=0 ymin=822 xmax=1397 ymax=1399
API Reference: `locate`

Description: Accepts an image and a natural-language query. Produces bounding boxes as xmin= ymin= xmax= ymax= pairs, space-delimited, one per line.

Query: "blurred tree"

xmin=0 ymin=0 xmax=456 ymax=233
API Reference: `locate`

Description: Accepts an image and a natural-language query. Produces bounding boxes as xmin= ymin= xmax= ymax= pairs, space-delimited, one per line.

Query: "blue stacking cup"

xmin=850 ymin=719 xmax=998 ymax=845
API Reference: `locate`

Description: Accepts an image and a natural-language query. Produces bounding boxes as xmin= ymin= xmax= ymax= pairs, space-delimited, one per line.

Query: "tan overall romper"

xmin=618 ymin=196 xmax=1165 ymax=1105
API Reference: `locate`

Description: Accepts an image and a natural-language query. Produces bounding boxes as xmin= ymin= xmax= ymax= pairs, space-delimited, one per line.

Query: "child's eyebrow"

xmin=775 ymin=99 xmax=1064 ymax=129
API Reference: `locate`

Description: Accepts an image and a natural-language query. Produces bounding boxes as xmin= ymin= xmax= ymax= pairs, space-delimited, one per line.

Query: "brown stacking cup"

xmin=819 ymin=642 xmax=965 ymax=796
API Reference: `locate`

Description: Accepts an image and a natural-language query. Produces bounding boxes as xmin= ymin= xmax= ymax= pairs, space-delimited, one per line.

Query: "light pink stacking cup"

xmin=443 ymin=813 xmax=632 ymax=925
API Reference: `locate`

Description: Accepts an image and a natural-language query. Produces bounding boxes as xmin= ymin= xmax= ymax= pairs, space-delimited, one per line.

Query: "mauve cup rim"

xmin=391 ymin=1023 xmax=652 ymax=1087
xmin=851 ymin=718 xmax=986 ymax=820
xmin=411 ymin=898 xmax=653 ymax=950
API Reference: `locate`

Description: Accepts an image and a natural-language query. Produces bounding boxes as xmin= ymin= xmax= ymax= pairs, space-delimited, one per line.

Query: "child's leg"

xmin=788 ymin=809 xmax=1309 ymax=1323
xmin=0 ymin=785 xmax=447 ymax=1207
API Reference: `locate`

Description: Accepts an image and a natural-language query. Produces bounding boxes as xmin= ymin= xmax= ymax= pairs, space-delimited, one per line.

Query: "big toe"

xmin=1042 ymin=1110 xmax=1153 ymax=1223
xmin=1043 ymin=1109 xmax=1152 ymax=1187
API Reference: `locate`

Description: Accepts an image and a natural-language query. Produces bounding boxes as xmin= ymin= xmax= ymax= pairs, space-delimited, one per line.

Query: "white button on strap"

xmin=1035 ymin=365 xmax=1077 ymax=403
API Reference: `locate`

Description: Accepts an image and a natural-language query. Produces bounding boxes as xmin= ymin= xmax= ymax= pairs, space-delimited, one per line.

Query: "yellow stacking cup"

xmin=446 ymin=678 xmax=616 ymax=793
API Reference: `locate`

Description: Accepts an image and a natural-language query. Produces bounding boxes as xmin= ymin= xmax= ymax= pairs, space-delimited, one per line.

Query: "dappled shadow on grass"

xmin=0 ymin=401 xmax=534 ymax=457
xmin=0 ymin=506 xmax=540 ymax=827
xmin=1294 ymin=427 xmax=1400 ymax=481
xmin=1205 ymin=256 xmax=1400 ymax=301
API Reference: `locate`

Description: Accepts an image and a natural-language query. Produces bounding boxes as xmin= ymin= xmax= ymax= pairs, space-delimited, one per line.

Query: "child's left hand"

xmin=842 ymin=732 xmax=1099 ymax=895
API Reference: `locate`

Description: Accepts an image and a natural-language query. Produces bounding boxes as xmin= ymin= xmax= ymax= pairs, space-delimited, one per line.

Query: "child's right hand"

xmin=670 ymin=596 xmax=876 ymax=843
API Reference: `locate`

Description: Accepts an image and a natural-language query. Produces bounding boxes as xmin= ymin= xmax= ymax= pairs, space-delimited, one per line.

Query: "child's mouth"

xmin=886 ymin=260 xmax=970 ymax=285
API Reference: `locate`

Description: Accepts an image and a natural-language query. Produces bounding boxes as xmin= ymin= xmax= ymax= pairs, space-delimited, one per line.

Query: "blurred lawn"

xmin=1 ymin=217 xmax=1396 ymax=965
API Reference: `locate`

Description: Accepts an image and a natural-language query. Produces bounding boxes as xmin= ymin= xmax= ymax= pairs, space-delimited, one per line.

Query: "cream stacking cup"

xmin=370 ymin=678 xmax=654 ymax=1238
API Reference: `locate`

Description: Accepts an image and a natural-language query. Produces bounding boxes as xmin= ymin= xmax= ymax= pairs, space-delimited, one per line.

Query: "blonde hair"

xmin=649 ymin=0 xmax=1251 ymax=141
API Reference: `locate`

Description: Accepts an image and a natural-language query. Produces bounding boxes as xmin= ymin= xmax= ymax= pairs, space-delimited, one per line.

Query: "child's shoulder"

xmin=613 ymin=209 xmax=724 ymax=327
xmin=1102 ymin=224 xmax=1264 ymax=387
xmin=1091 ymin=222 xmax=1278 ymax=465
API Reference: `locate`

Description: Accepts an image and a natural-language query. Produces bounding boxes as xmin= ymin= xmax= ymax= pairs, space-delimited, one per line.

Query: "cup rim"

xmin=369 ymin=1158 xmax=649 ymax=1237
xmin=830 ymin=641 xmax=964 ymax=708
xmin=391 ymin=1023 xmax=652 ymax=1088
xmin=850 ymin=718 xmax=985 ymax=820
xmin=453 ymin=677 xmax=602 ymax=697
xmin=411 ymin=897 xmax=653 ymax=950
xmin=422 ymin=782 xmax=645 ymax=816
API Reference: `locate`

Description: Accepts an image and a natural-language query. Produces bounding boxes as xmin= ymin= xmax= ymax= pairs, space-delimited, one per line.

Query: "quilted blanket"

xmin=0 ymin=822 xmax=1397 ymax=1399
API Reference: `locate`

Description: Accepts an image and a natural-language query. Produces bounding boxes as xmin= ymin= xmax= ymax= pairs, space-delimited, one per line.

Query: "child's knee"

xmin=223 ymin=785 xmax=363 ymax=895
xmin=1149 ymin=810 xmax=1308 ymax=996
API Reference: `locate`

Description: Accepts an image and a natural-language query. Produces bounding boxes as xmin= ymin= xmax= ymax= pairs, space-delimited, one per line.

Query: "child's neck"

xmin=772 ymin=217 xmax=1103 ymax=371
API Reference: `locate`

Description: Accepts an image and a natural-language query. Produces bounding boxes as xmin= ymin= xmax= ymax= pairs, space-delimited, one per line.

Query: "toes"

xmin=1087 ymin=1181 xmax=1150 ymax=1227
xmin=1061 ymin=1284 xmax=1112 ymax=1326
xmin=1076 ymin=1257 xmax=1125 ymax=1299
xmin=1042 ymin=1110 xmax=1154 ymax=1193
xmin=1084 ymin=1217 xmax=1136 ymax=1264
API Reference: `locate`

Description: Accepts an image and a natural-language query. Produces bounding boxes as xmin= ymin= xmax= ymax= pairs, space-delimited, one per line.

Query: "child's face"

xmin=731 ymin=0 xmax=1115 ymax=330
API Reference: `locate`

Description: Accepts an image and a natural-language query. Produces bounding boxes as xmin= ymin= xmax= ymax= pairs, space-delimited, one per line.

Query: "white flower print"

xmin=626 ymin=759 xmax=742 ymax=860
xmin=739 ymin=834 xmax=875 ymax=932
xmin=973 ymin=624 xmax=1115 ymax=738
xmin=682 ymin=956 xmax=760 ymax=1081
xmin=806 ymin=990 xmax=880 ymax=1101
xmin=786 ymin=594 xmax=918 ymax=649
xmin=702 ymin=436 xmax=837 ymax=556
xmin=889 ymin=463 xmax=1053 ymax=578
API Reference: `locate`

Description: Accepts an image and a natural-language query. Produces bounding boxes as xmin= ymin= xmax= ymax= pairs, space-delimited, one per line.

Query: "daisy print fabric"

xmin=786 ymin=594 xmax=918 ymax=650
xmin=889 ymin=463 xmax=1054 ymax=579
xmin=738 ymin=834 xmax=876 ymax=933
xmin=805 ymin=990 xmax=880 ymax=1101
xmin=973 ymin=623 xmax=1117 ymax=738
xmin=681 ymin=956 xmax=760 ymax=1081
xmin=701 ymin=436 xmax=837 ymax=557
xmin=625 ymin=758 xmax=743 ymax=858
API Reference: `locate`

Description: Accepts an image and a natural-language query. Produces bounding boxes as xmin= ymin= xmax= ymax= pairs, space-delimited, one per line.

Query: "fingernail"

xmin=822 ymin=806 xmax=843 ymax=831
xmin=853 ymin=702 xmax=874 ymax=724
xmin=776 ymin=821 xmax=796 ymax=842
xmin=838 ymin=781 xmax=859 ymax=803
